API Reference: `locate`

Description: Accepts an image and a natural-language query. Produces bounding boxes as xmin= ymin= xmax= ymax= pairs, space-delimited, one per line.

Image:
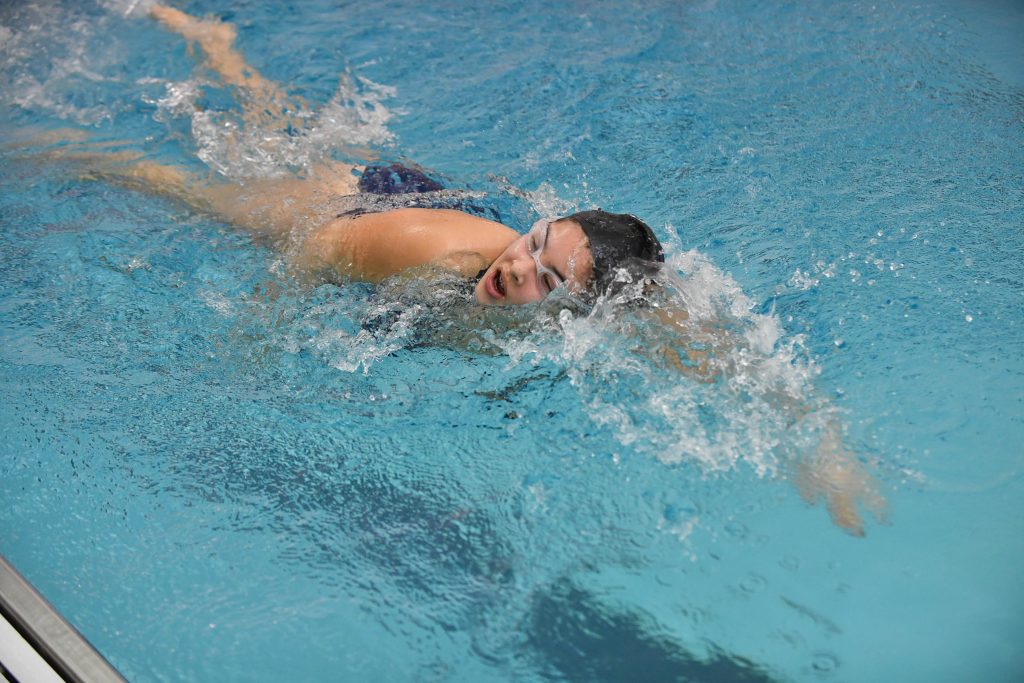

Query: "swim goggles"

xmin=527 ymin=218 xmax=565 ymax=294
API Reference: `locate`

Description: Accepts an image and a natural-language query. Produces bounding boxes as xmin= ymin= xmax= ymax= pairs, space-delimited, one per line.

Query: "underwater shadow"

xmin=527 ymin=578 xmax=779 ymax=683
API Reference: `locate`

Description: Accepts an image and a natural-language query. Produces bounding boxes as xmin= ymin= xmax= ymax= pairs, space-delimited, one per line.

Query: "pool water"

xmin=2 ymin=0 xmax=1022 ymax=681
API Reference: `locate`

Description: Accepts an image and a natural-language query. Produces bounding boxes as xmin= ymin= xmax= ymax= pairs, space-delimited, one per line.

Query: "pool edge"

xmin=0 ymin=554 xmax=125 ymax=683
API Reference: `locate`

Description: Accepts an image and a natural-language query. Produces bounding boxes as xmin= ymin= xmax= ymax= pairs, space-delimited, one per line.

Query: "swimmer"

xmin=48 ymin=5 xmax=662 ymax=311
xmin=23 ymin=5 xmax=885 ymax=535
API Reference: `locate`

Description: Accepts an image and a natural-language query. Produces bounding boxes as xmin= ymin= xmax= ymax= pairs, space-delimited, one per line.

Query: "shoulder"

xmin=350 ymin=208 xmax=517 ymax=258
xmin=307 ymin=208 xmax=517 ymax=281
xmin=352 ymin=207 xmax=516 ymax=235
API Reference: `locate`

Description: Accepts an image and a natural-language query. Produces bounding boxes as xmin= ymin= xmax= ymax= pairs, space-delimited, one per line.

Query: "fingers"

xmin=825 ymin=491 xmax=865 ymax=537
xmin=794 ymin=453 xmax=886 ymax=536
xmin=794 ymin=459 xmax=822 ymax=505
xmin=150 ymin=5 xmax=238 ymax=58
xmin=863 ymin=478 xmax=889 ymax=524
xmin=149 ymin=5 xmax=194 ymax=34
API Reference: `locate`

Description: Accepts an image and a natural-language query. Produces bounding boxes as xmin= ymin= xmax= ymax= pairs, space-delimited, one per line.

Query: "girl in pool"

xmin=33 ymin=5 xmax=884 ymax=535
xmin=63 ymin=5 xmax=664 ymax=310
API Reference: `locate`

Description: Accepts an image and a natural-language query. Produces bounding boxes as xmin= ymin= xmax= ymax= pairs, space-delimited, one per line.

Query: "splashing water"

xmin=492 ymin=249 xmax=819 ymax=476
xmin=1 ymin=0 xmax=398 ymax=178
xmin=292 ymin=243 xmax=823 ymax=477
xmin=0 ymin=2 xmax=125 ymax=125
xmin=169 ymin=71 xmax=397 ymax=179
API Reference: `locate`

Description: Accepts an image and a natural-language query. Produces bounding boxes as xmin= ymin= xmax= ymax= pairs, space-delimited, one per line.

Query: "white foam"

xmin=143 ymin=78 xmax=202 ymax=123
xmin=200 ymin=290 xmax=235 ymax=317
xmin=525 ymin=181 xmax=577 ymax=217
xmin=477 ymin=245 xmax=820 ymax=476
xmin=168 ymin=70 xmax=397 ymax=180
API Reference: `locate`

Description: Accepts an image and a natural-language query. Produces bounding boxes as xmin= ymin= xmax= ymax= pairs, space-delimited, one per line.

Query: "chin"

xmin=474 ymin=278 xmax=497 ymax=305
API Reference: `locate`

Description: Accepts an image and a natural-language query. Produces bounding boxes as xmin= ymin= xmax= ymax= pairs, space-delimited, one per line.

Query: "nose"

xmin=508 ymin=256 xmax=530 ymax=287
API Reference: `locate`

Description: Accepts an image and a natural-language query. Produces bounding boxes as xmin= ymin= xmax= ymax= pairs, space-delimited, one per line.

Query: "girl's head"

xmin=474 ymin=210 xmax=664 ymax=306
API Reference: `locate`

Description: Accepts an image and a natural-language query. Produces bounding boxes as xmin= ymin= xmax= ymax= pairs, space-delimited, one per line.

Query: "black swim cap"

xmin=567 ymin=210 xmax=664 ymax=293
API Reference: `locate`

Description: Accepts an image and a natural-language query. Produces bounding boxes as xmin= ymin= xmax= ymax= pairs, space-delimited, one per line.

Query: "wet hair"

xmin=567 ymin=210 xmax=665 ymax=295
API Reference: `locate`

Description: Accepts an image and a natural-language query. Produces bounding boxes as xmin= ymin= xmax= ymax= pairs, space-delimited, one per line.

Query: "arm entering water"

xmin=793 ymin=411 xmax=888 ymax=536
xmin=642 ymin=301 xmax=887 ymax=535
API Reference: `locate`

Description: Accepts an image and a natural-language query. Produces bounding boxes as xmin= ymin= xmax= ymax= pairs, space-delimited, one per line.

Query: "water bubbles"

xmin=739 ymin=573 xmax=766 ymax=593
xmin=779 ymin=555 xmax=800 ymax=571
xmin=115 ymin=1 xmax=158 ymax=19
xmin=144 ymin=79 xmax=201 ymax=123
xmin=0 ymin=4 xmax=120 ymax=124
xmin=199 ymin=290 xmax=234 ymax=316
xmin=157 ymin=70 xmax=397 ymax=180
xmin=811 ymin=652 xmax=839 ymax=675
xmin=525 ymin=182 xmax=576 ymax=217
xmin=815 ymin=260 xmax=837 ymax=279
xmin=658 ymin=508 xmax=700 ymax=543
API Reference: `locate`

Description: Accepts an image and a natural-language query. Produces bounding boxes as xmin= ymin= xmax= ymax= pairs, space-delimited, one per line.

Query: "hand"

xmin=795 ymin=418 xmax=887 ymax=536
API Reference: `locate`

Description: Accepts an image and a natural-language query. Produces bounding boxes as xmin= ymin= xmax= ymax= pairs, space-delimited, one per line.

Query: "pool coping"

xmin=0 ymin=554 xmax=125 ymax=683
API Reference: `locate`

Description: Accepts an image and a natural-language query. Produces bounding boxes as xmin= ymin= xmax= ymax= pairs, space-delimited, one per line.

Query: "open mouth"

xmin=486 ymin=268 xmax=506 ymax=299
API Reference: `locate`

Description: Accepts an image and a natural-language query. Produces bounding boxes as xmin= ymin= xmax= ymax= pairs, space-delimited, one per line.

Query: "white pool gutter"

xmin=0 ymin=555 xmax=125 ymax=683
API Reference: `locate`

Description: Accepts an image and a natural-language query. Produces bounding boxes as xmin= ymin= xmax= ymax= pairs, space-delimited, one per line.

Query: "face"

xmin=475 ymin=218 xmax=594 ymax=305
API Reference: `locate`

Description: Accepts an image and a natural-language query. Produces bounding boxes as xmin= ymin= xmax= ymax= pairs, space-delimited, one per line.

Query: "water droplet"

xmin=740 ymin=573 xmax=766 ymax=593
xmin=811 ymin=652 xmax=839 ymax=674
xmin=725 ymin=521 xmax=748 ymax=539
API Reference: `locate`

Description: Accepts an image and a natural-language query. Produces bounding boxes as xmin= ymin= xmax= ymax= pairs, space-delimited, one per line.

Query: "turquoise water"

xmin=1 ymin=1 xmax=1022 ymax=681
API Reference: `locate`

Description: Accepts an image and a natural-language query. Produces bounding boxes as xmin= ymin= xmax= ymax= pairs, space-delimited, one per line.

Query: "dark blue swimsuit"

xmin=358 ymin=163 xmax=444 ymax=194
xmin=335 ymin=163 xmax=445 ymax=219
xmin=341 ymin=163 xmax=500 ymax=228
